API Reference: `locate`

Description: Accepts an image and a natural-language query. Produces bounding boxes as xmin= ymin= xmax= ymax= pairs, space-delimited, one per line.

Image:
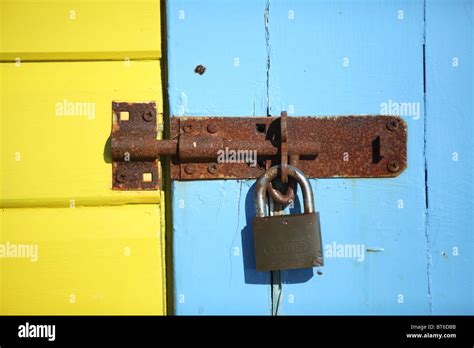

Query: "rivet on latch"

xmin=184 ymin=164 xmax=195 ymax=174
xmin=143 ymin=111 xmax=154 ymax=122
xmin=183 ymin=124 xmax=193 ymax=133
xmin=207 ymin=124 xmax=218 ymax=134
xmin=207 ymin=163 xmax=218 ymax=174
xmin=387 ymin=161 xmax=400 ymax=173
xmin=116 ymin=173 xmax=127 ymax=183
xmin=386 ymin=120 xmax=399 ymax=131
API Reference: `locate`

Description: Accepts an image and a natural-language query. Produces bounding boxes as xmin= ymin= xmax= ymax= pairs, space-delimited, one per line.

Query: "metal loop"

xmin=267 ymin=177 xmax=296 ymax=205
xmin=266 ymin=153 xmax=300 ymax=206
xmin=255 ymin=165 xmax=314 ymax=217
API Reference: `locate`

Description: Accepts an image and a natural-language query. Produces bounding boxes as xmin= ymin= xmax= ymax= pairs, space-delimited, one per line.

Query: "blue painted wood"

xmin=167 ymin=0 xmax=271 ymax=314
xmin=269 ymin=0 xmax=429 ymax=314
xmin=168 ymin=0 xmax=473 ymax=315
xmin=425 ymin=0 xmax=474 ymax=314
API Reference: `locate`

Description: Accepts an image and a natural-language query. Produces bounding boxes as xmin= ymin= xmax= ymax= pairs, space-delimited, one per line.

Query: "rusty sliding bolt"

xmin=111 ymin=104 xmax=408 ymax=191
xmin=111 ymin=137 xmax=319 ymax=162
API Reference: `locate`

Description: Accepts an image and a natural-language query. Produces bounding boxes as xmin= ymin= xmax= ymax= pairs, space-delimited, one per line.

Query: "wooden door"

xmin=0 ymin=0 xmax=167 ymax=314
xmin=167 ymin=0 xmax=473 ymax=315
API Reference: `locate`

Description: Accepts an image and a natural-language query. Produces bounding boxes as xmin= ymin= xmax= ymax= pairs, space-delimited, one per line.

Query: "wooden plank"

xmin=0 ymin=61 xmax=163 ymax=208
xmin=269 ymin=0 xmax=428 ymax=314
xmin=167 ymin=0 xmax=271 ymax=314
xmin=0 ymin=0 xmax=161 ymax=61
xmin=0 ymin=204 xmax=166 ymax=314
xmin=0 ymin=0 xmax=166 ymax=316
xmin=425 ymin=0 xmax=474 ymax=314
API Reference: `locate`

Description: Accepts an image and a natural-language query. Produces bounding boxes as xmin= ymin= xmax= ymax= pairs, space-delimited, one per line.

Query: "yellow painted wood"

xmin=0 ymin=0 xmax=161 ymax=61
xmin=0 ymin=61 xmax=163 ymax=208
xmin=0 ymin=65 xmax=4 ymax=192
xmin=0 ymin=0 xmax=166 ymax=315
xmin=0 ymin=204 xmax=165 ymax=314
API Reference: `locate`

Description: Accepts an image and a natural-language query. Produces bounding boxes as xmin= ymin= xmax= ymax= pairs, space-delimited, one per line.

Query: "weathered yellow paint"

xmin=0 ymin=0 xmax=166 ymax=314
xmin=0 ymin=0 xmax=161 ymax=61
xmin=0 ymin=61 xmax=163 ymax=208
xmin=0 ymin=205 xmax=165 ymax=314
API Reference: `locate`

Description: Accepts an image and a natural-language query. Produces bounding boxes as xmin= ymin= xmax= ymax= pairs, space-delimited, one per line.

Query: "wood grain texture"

xmin=168 ymin=0 xmax=271 ymax=315
xmin=0 ymin=0 xmax=161 ymax=61
xmin=269 ymin=0 xmax=428 ymax=315
xmin=0 ymin=1 xmax=166 ymax=314
xmin=0 ymin=61 xmax=162 ymax=207
xmin=0 ymin=205 xmax=165 ymax=314
xmin=425 ymin=0 xmax=474 ymax=314
xmin=168 ymin=0 xmax=470 ymax=315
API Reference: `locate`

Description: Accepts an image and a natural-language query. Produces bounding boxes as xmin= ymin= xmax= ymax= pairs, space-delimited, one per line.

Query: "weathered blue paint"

xmin=269 ymin=0 xmax=428 ymax=315
xmin=168 ymin=0 xmax=473 ymax=315
xmin=425 ymin=0 xmax=474 ymax=314
xmin=167 ymin=0 xmax=271 ymax=314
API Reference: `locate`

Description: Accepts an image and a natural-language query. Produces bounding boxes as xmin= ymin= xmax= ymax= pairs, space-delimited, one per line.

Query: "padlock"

xmin=253 ymin=165 xmax=323 ymax=271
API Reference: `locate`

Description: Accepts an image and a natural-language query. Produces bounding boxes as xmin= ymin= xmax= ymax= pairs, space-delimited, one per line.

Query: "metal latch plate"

xmin=170 ymin=115 xmax=407 ymax=180
xmin=111 ymin=102 xmax=160 ymax=190
xmin=111 ymin=101 xmax=407 ymax=190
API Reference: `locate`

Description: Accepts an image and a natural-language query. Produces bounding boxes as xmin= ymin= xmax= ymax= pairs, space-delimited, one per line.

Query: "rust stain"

xmin=168 ymin=115 xmax=407 ymax=180
xmin=111 ymin=101 xmax=159 ymax=190
xmin=194 ymin=64 xmax=206 ymax=75
xmin=111 ymin=112 xmax=407 ymax=189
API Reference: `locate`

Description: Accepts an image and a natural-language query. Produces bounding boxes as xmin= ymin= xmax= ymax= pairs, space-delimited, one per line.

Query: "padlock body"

xmin=253 ymin=212 xmax=323 ymax=271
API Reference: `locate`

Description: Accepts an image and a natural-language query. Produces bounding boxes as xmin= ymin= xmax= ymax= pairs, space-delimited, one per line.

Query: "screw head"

xmin=143 ymin=110 xmax=154 ymax=122
xmin=387 ymin=120 xmax=399 ymax=131
xmin=207 ymin=124 xmax=218 ymax=134
xmin=207 ymin=163 xmax=218 ymax=174
xmin=184 ymin=164 xmax=195 ymax=175
xmin=183 ymin=124 xmax=193 ymax=133
xmin=387 ymin=160 xmax=400 ymax=173
xmin=194 ymin=64 xmax=206 ymax=75
xmin=116 ymin=173 xmax=127 ymax=183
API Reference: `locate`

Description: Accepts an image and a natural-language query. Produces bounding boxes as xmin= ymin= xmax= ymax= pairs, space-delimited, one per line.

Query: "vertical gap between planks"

xmin=264 ymin=0 xmax=283 ymax=316
xmin=160 ymin=0 xmax=175 ymax=316
xmin=265 ymin=0 xmax=271 ymax=117
xmin=422 ymin=0 xmax=433 ymax=314
xmin=269 ymin=199 xmax=283 ymax=316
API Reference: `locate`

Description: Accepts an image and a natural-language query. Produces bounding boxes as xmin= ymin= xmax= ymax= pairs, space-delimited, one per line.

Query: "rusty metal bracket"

xmin=111 ymin=105 xmax=407 ymax=190
xmin=111 ymin=102 xmax=160 ymax=190
xmin=168 ymin=115 xmax=407 ymax=180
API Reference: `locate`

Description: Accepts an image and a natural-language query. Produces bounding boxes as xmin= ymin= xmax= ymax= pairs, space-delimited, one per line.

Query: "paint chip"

xmin=142 ymin=173 xmax=152 ymax=182
xmin=120 ymin=111 xmax=129 ymax=121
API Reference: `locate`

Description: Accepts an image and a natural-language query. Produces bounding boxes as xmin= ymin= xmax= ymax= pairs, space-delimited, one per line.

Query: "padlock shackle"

xmin=255 ymin=165 xmax=314 ymax=217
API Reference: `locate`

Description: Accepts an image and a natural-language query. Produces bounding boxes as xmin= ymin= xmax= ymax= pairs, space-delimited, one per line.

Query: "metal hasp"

xmin=111 ymin=102 xmax=160 ymax=190
xmin=111 ymin=102 xmax=407 ymax=190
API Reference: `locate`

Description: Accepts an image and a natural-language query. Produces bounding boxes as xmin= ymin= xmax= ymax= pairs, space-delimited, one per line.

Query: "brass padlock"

xmin=253 ymin=165 xmax=324 ymax=271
